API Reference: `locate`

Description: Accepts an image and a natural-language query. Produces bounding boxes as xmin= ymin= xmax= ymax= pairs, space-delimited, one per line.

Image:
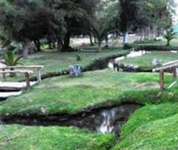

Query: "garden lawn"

xmin=2 ymin=49 xmax=178 ymax=150
xmin=119 ymin=51 xmax=178 ymax=67
xmin=0 ymin=125 xmax=114 ymax=150
xmin=5 ymin=49 xmax=128 ymax=82
xmin=19 ymin=49 xmax=128 ymax=72
xmin=0 ymin=69 xmax=168 ymax=116
xmin=112 ymin=103 xmax=178 ymax=150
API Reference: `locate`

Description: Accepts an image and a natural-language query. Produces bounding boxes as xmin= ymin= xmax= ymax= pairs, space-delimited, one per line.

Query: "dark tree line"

xmin=0 ymin=0 xmax=173 ymax=57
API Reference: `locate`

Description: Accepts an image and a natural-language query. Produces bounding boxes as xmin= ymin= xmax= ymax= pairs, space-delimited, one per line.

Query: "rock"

xmin=69 ymin=65 xmax=82 ymax=77
xmin=152 ymin=58 xmax=161 ymax=67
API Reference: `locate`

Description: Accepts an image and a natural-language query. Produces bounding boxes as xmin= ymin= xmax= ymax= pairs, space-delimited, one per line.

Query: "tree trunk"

xmin=22 ymin=41 xmax=30 ymax=58
xmin=98 ymin=41 xmax=102 ymax=51
xmin=57 ymin=38 xmax=62 ymax=52
xmin=52 ymin=38 xmax=56 ymax=49
xmin=140 ymin=29 xmax=144 ymax=42
xmin=105 ymin=34 xmax=109 ymax=48
xmin=89 ymin=33 xmax=94 ymax=46
xmin=62 ymin=32 xmax=70 ymax=52
xmin=94 ymin=37 xmax=97 ymax=44
xmin=148 ymin=26 xmax=152 ymax=40
xmin=151 ymin=26 xmax=157 ymax=40
xmin=47 ymin=37 xmax=52 ymax=49
xmin=123 ymin=31 xmax=128 ymax=45
xmin=34 ymin=40 xmax=41 ymax=52
xmin=144 ymin=28 xmax=148 ymax=40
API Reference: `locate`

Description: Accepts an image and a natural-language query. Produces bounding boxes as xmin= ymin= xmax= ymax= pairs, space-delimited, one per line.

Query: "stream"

xmin=0 ymin=52 xmax=142 ymax=136
xmin=2 ymin=103 xmax=140 ymax=136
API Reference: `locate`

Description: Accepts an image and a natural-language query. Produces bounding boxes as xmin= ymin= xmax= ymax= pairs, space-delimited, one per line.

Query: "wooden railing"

xmin=0 ymin=65 xmax=43 ymax=88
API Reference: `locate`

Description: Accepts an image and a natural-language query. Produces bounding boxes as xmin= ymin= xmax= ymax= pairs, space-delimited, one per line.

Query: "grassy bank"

xmin=0 ymin=70 xmax=166 ymax=116
xmin=119 ymin=51 xmax=178 ymax=67
xmin=20 ymin=49 xmax=128 ymax=72
xmin=1 ymin=49 xmax=178 ymax=149
xmin=0 ymin=125 xmax=114 ymax=150
xmin=112 ymin=103 xmax=178 ymax=150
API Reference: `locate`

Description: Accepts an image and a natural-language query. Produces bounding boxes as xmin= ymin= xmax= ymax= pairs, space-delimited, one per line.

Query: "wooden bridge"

xmin=0 ymin=65 xmax=43 ymax=99
xmin=152 ymin=60 xmax=178 ymax=91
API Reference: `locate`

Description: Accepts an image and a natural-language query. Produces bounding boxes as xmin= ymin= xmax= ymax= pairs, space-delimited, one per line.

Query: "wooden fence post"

xmin=173 ymin=67 xmax=177 ymax=81
xmin=24 ymin=72 xmax=30 ymax=88
xmin=160 ymin=70 xmax=164 ymax=91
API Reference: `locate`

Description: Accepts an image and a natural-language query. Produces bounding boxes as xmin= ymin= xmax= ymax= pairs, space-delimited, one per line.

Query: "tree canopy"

xmin=0 ymin=0 xmax=174 ymax=55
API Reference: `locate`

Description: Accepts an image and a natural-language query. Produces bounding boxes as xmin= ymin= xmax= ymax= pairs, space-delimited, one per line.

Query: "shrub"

xmin=163 ymin=29 xmax=177 ymax=46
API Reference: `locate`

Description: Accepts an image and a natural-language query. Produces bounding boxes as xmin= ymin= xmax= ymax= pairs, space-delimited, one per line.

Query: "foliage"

xmin=118 ymin=0 xmax=172 ymax=44
xmin=119 ymin=0 xmax=138 ymax=33
xmin=164 ymin=28 xmax=177 ymax=46
xmin=136 ymin=0 xmax=171 ymax=29
xmin=123 ymin=43 xmax=134 ymax=49
xmin=4 ymin=50 xmax=22 ymax=66
xmin=0 ymin=0 xmax=96 ymax=54
xmin=136 ymin=45 xmax=178 ymax=51
xmin=1 ymin=41 xmax=22 ymax=66
xmin=90 ymin=0 xmax=119 ymax=50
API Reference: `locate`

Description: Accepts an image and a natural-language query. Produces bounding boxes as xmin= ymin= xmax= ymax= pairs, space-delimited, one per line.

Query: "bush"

xmin=163 ymin=29 xmax=177 ymax=46
xmin=123 ymin=43 xmax=134 ymax=49
xmin=134 ymin=45 xmax=178 ymax=51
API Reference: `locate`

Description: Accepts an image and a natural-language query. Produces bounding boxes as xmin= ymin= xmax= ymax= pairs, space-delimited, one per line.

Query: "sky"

xmin=172 ymin=0 xmax=178 ymax=24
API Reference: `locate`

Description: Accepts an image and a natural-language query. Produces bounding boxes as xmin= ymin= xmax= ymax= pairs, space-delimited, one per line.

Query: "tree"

xmin=118 ymin=0 xmax=138 ymax=46
xmin=136 ymin=0 xmax=172 ymax=40
xmin=60 ymin=0 xmax=97 ymax=52
xmin=0 ymin=0 xmax=103 ymax=54
xmin=164 ymin=28 xmax=177 ymax=46
xmin=90 ymin=0 xmax=119 ymax=51
xmin=118 ymin=0 xmax=172 ymax=45
xmin=41 ymin=0 xmax=97 ymax=52
xmin=0 ymin=0 xmax=49 ymax=57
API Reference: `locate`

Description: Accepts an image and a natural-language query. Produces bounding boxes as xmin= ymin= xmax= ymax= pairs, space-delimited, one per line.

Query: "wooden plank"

xmin=0 ymin=65 xmax=44 ymax=82
xmin=25 ymin=72 xmax=30 ymax=87
xmin=0 ymin=91 xmax=22 ymax=98
xmin=0 ymin=82 xmax=37 ymax=88
xmin=160 ymin=70 xmax=164 ymax=91
xmin=0 ymin=70 xmax=33 ymax=74
xmin=173 ymin=67 xmax=177 ymax=81
xmin=162 ymin=60 xmax=178 ymax=66
xmin=2 ymin=65 xmax=44 ymax=70
xmin=152 ymin=62 xmax=178 ymax=72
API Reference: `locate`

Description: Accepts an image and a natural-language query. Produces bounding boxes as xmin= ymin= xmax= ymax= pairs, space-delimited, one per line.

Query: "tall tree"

xmin=118 ymin=0 xmax=138 ymax=46
xmin=0 ymin=0 xmax=53 ymax=57
xmin=136 ymin=0 xmax=172 ymax=40
xmin=90 ymin=0 xmax=119 ymax=51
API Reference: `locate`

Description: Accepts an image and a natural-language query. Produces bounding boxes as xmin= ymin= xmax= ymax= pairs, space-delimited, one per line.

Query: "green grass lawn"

xmin=119 ymin=51 xmax=178 ymax=67
xmin=2 ymin=48 xmax=178 ymax=149
xmin=19 ymin=49 xmax=128 ymax=72
xmin=0 ymin=125 xmax=114 ymax=150
xmin=112 ymin=103 xmax=178 ymax=150
xmin=0 ymin=70 xmax=168 ymax=116
xmin=4 ymin=48 xmax=128 ymax=82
